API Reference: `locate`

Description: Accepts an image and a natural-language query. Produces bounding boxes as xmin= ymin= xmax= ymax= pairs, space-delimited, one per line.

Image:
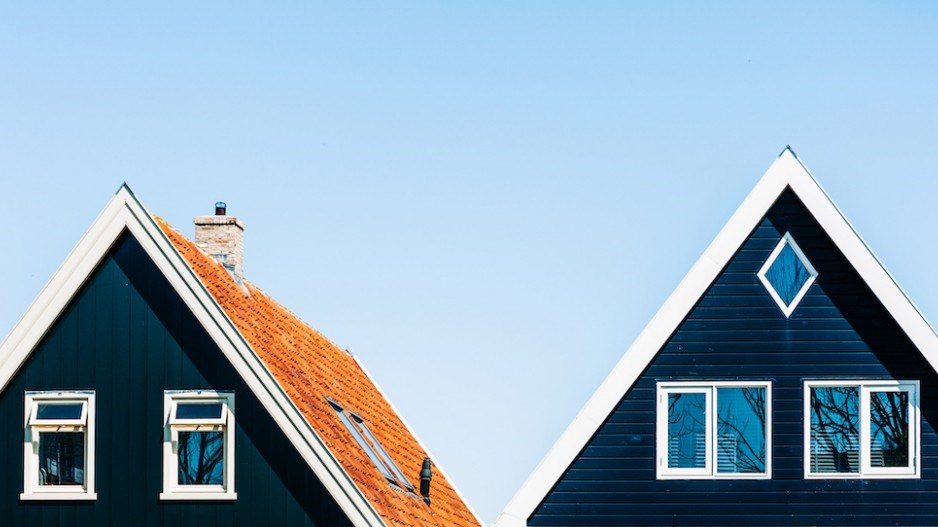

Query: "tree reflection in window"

xmin=38 ymin=432 xmax=85 ymax=485
xmin=870 ymin=391 xmax=909 ymax=468
xmin=667 ymin=393 xmax=706 ymax=468
xmin=178 ymin=431 xmax=224 ymax=485
xmin=717 ymin=387 xmax=766 ymax=473
xmin=810 ymin=386 xmax=859 ymax=473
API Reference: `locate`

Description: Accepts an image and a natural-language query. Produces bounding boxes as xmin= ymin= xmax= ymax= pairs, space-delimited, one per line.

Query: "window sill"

xmin=804 ymin=472 xmax=920 ymax=480
xmin=20 ymin=492 xmax=97 ymax=501
xmin=657 ymin=473 xmax=770 ymax=480
xmin=159 ymin=492 xmax=238 ymax=501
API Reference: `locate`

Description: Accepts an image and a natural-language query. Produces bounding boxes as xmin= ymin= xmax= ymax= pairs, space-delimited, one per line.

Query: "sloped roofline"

xmin=0 ymin=185 xmax=387 ymax=527
xmin=494 ymin=148 xmax=938 ymax=527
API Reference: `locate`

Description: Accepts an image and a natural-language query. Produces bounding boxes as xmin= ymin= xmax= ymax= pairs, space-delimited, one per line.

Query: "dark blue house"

xmin=0 ymin=186 xmax=482 ymax=527
xmin=496 ymin=148 xmax=938 ymax=527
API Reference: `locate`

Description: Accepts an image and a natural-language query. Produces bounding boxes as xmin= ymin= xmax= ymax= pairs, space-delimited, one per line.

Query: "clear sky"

xmin=1 ymin=3 xmax=937 ymax=523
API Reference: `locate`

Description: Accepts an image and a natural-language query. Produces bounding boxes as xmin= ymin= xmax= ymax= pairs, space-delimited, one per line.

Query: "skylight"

xmin=757 ymin=232 xmax=818 ymax=317
xmin=328 ymin=399 xmax=413 ymax=490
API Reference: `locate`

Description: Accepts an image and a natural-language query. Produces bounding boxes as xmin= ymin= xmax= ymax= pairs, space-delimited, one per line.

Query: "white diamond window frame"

xmin=757 ymin=232 xmax=818 ymax=318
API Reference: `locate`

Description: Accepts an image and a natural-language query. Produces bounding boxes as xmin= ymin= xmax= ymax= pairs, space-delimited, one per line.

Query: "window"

xmin=328 ymin=399 xmax=413 ymax=490
xmin=656 ymin=382 xmax=771 ymax=479
xmin=757 ymin=232 xmax=818 ymax=317
xmin=161 ymin=391 xmax=236 ymax=500
xmin=804 ymin=380 xmax=919 ymax=478
xmin=22 ymin=391 xmax=96 ymax=500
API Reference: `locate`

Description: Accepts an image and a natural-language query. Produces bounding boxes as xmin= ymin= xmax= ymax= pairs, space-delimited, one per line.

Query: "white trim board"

xmin=0 ymin=185 xmax=387 ymax=527
xmin=493 ymin=148 xmax=938 ymax=527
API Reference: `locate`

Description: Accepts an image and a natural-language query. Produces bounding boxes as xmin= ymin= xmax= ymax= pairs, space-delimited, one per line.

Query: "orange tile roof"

xmin=155 ymin=217 xmax=481 ymax=527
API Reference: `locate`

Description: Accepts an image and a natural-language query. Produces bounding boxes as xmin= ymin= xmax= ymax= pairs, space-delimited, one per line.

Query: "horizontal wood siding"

xmin=0 ymin=232 xmax=354 ymax=527
xmin=530 ymin=190 xmax=938 ymax=526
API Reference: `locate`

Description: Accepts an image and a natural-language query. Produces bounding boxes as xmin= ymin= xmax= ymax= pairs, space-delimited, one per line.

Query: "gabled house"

xmin=496 ymin=148 xmax=938 ymax=527
xmin=0 ymin=186 xmax=483 ymax=527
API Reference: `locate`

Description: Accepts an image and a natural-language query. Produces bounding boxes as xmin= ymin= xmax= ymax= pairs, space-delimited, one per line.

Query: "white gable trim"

xmin=494 ymin=148 xmax=938 ymax=527
xmin=0 ymin=186 xmax=387 ymax=527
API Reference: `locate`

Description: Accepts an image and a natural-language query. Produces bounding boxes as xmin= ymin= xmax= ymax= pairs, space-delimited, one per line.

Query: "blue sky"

xmin=1 ymin=3 xmax=937 ymax=522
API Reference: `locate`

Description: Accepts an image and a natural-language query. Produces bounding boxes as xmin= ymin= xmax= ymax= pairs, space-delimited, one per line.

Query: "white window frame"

xmin=22 ymin=391 xmax=97 ymax=500
xmin=656 ymin=381 xmax=772 ymax=480
xmin=804 ymin=380 xmax=920 ymax=479
xmin=757 ymin=232 xmax=818 ymax=318
xmin=161 ymin=390 xmax=236 ymax=500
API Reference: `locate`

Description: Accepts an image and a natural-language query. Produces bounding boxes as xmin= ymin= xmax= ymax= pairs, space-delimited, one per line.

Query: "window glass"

xmin=36 ymin=403 xmax=84 ymax=421
xmin=870 ymin=391 xmax=909 ymax=468
xmin=332 ymin=404 xmax=397 ymax=482
xmin=177 ymin=431 xmax=225 ymax=485
xmin=353 ymin=416 xmax=414 ymax=490
xmin=667 ymin=392 xmax=707 ymax=469
xmin=175 ymin=402 xmax=224 ymax=420
xmin=717 ymin=387 xmax=766 ymax=474
xmin=764 ymin=243 xmax=812 ymax=306
xmin=809 ymin=386 xmax=859 ymax=473
xmin=38 ymin=431 xmax=85 ymax=486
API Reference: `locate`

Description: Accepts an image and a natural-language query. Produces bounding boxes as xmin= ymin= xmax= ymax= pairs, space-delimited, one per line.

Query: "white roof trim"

xmin=493 ymin=148 xmax=938 ymax=527
xmin=0 ymin=185 xmax=387 ymax=527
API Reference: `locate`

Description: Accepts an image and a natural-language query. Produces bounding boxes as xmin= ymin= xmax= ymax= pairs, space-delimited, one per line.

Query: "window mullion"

xmin=708 ymin=387 xmax=716 ymax=476
xmin=859 ymin=386 xmax=871 ymax=475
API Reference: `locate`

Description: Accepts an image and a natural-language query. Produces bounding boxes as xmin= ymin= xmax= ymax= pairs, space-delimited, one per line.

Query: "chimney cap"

xmin=215 ymin=202 xmax=227 ymax=216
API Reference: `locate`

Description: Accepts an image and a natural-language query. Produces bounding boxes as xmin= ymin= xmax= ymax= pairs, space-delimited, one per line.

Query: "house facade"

xmin=0 ymin=188 xmax=482 ymax=527
xmin=496 ymin=149 xmax=938 ymax=526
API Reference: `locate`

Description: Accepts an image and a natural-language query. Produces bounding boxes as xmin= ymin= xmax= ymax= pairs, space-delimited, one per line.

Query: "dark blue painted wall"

xmin=530 ymin=189 xmax=938 ymax=526
xmin=0 ymin=232 xmax=354 ymax=527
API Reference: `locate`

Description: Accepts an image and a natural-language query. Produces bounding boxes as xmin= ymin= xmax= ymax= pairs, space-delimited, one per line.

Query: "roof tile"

xmin=155 ymin=217 xmax=480 ymax=527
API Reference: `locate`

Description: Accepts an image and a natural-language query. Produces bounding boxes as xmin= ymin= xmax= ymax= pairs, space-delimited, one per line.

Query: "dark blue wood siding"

xmin=530 ymin=189 xmax=938 ymax=526
xmin=0 ymin=232 xmax=354 ymax=527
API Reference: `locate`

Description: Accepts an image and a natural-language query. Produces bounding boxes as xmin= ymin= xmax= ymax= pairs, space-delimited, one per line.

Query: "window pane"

xmin=667 ymin=392 xmax=707 ymax=469
xmin=809 ymin=386 xmax=859 ymax=473
xmin=355 ymin=417 xmax=414 ymax=490
xmin=36 ymin=403 xmax=83 ymax=421
xmin=178 ymin=431 xmax=224 ymax=485
xmin=717 ymin=387 xmax=767 ymax=473
xmin=175 ymin=402 xmax=224 ymax=420
xmin=332 ymin=406 xmax=396 ymax=482
xmin=870 ymin=391 xmax=910 ymax=468
xmin=764 ymin=243 xmax=813 ymax=307
xmin=38 ymin=432 xmax=84 ymax=486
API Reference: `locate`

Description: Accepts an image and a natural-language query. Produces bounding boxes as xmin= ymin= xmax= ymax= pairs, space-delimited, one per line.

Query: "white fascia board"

xmin=493 ymin=148 xmax=938 ymax=527
xmin=0 ymin=185 xmax=387 ymax=527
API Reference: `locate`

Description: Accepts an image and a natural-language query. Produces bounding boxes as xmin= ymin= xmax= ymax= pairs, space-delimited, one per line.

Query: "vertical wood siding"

xmin=0 ymin=232 xmax=354 ymax=527
xmin=530 ymin=190 xmax=938 ymax=526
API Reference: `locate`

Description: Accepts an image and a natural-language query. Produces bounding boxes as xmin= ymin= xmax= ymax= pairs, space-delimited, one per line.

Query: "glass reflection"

xmin=810 ymin=386 xmax=859 ymax=473
xmin=870 ymin=391 xmax=909 ymax=468
xmin=668 ymin=393 xmax=706 ymax=468
xmin=717 ymin=387 xmax=766 ymax=473
xmin=38 ymin=432 xmax=84 ymax=486
xmin=178 ymin=431 xmax=224 ymax=485
xmin=765 ymin=243 xmax=812 ymax=306
xmin=36 ymin=403 xmax=84 ymax=420
xmin=175 ymin=402 xmax=223 ymax=420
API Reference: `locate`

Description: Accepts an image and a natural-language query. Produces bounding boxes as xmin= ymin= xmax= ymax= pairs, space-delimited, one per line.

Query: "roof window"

xmin=328 ymin=399 xmax=414 ymax=490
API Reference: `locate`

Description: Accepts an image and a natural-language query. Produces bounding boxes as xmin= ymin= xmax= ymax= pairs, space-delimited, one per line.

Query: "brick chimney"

xmin=194 ymin=202 xmax=245 ymax=278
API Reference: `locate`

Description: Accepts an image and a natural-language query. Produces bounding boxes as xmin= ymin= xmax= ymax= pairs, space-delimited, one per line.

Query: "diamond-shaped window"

xmin=757 ymin=232 xmax=818 ymax=317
